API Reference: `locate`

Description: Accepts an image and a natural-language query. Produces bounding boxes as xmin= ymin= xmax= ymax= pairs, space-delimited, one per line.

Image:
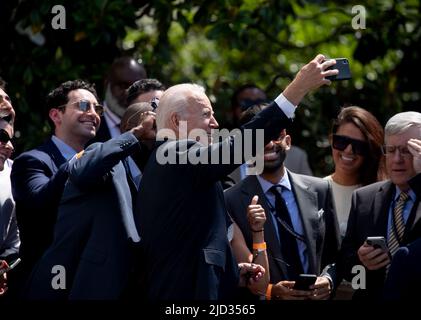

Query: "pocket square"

xmin=317 ymin=208 xmax=324 ymax=218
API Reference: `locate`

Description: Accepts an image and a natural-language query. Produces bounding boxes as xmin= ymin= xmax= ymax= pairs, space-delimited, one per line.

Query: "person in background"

xmin=126 ymin=78 xmax=165 ymax=107
xmin=229 ymin=84 xmax=312 ymax=183
xmin=324 ymin=106 xmax=386 ymax=240
xmin=94 ymin=56 xmax=147 ymax=142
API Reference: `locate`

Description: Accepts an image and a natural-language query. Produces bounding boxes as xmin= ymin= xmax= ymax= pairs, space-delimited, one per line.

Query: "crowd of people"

xmin=0 ymin=54 xmax=420 ymax=301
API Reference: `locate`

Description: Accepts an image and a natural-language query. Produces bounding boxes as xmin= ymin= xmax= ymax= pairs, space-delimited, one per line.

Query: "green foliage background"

xmin=1 ymin=0 xmax=420 ymax=176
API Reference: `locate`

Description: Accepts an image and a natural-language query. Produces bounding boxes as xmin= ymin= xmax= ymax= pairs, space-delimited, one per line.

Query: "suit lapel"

xmin=43 ymin=138 xmax=67 ymax=169
xmin=372 ymin=181 xmax=394 ymax=238
xmin=241 ymin=176 xmax=289 ymax=278
xmin=288 ymin=172 xmax=318 ymax=273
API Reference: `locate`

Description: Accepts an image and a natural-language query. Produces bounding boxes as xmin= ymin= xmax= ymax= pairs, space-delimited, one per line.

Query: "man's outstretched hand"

xmin=283 ymin=54 xmax=338 ymax=106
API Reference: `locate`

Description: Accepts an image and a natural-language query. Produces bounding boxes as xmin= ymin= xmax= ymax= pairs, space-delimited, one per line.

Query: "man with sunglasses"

xmin=225 ymin=105 xmax=340 ymax=300
xmin=0 ymin=80 xmax=19 ymax=297
xmin=10 ymin=80 xmax=102 ymax=296
xmin=339 ymin=111 xmax=421 ymax=300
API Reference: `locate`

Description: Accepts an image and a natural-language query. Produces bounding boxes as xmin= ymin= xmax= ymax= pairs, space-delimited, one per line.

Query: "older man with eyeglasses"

xmin=10 ymin=79 xmax=102 ymax=297
xmin=339 ymin=111 xmax=421 ymax=300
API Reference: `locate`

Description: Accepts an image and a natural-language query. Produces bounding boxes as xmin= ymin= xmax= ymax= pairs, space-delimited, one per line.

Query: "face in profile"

xmin=331 ymin=122 xmax=367 ymax=178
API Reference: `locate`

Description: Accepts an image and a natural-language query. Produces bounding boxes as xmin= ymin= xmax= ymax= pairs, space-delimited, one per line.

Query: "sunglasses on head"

xmin=57 ymin=100 xmax=104 ymax=116
xmin=0 ymin=128 xmax=11 ymax=144
xmin=332 ymin=134 xmax=369 ymax=155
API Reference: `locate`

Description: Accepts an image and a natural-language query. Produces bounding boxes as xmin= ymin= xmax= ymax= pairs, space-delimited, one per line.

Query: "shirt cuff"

xmin=274 ymin=93 xmax=296 ymax=119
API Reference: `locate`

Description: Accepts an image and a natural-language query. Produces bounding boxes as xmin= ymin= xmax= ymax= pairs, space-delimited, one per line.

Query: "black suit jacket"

xmin=25 ymin=132 xmax=142 ymax=299
xmin=225 ymin=172 xmax=340 ymax=286
xmin=11 ymin=138 xmax=69 ymax=281
xmin=136 ymin=102 xmax=293 ymax=300
xmin=339 ymin=179 xmax=421 ymax=300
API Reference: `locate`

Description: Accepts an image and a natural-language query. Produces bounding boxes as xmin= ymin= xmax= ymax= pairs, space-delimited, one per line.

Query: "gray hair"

xmin=385 ymin=111 xmax=421 ymax=138
xmin=156 ymin=83 xmax=206 ymax=135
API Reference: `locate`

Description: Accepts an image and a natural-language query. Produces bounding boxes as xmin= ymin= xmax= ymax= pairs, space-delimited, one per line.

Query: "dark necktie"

xmin=269 ymin=185 xmax=303 ymax=280
xmin=388 ymin=192 xmax=409 ymax=256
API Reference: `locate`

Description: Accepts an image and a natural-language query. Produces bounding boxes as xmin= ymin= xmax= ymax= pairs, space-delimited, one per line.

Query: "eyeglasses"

xmin=0 ymin=129 xmax=11 ymax=144
xmin=150 ymin=97 xmax=159 ymax=111
xmin=239 ymin=98 xmax=269 ymax=111
xmin=332 ymin=134 xmax=369 ymax=155
xmin=381 ymin=145 xmax=412 ymax=157
xmin=57 ymin=100 xmax=104 ymax=116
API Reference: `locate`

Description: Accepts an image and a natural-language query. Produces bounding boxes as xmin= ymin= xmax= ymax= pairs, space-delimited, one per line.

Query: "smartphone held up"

xmin=325 ymin=58 xmax=352 ymax=81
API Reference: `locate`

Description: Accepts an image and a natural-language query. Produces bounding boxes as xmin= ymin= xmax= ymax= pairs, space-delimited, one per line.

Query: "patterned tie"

xmin=388 ymin=192 xmax=409 ymax=256
xmin=269 ymin=185 xmax=303 ymax=280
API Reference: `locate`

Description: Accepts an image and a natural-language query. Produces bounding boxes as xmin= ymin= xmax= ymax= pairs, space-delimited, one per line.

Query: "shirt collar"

xmin=257 ymin=168 xmax=292 ymax=194
xmin=393 ymin=185 xmax=416 ymax=202
xmin=51 ymin=135 xmax=78 ymax=161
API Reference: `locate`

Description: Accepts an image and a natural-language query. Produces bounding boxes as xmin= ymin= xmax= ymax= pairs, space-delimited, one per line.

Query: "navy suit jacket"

xmin=225 ymin=172 xmax=340 ymax=286
xmin=136 ymin=102 xmax=294 ymax=300
xmin=25 ymin=132 xmax=142 ymax=299
xmin=11 ymin=138 xmax=69 ymax=279
xmin=339 ymin=179 xmax=421 ymax=300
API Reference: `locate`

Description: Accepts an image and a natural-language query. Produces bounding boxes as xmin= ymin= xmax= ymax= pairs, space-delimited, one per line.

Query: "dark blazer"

xmin=225 ymin=172 xmax=340 ymax=286
xmin=25 ymin=132 xmax=142 ymax=300
xmin=11 ymin=138 xmax=69 ymax=282
xmin=383 ymin=236 xmax=421 ymax=300
xmin=339 ymin=180 xmax=421 ymax=300
xmin=137 ymin=102 xmax=293 ymax=300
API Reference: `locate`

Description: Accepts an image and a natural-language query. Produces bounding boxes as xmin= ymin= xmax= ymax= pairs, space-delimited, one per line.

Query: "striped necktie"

xmin=388 ymin=192 xmax=409 ymax=256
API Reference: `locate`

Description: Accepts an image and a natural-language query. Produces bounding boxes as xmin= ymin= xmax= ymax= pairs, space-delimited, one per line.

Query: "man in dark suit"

xmin=136 ymin=54 xmax=339 ymax=300
xmin=10 ymin=80 xmax=102 ymax=295
xmin=24 ymin=115 xmax=156 ymax=299
xmin=225 ymin=106 xmax=340 ymax=300
xmin=339 ymin=112 xmax=421 ymax=300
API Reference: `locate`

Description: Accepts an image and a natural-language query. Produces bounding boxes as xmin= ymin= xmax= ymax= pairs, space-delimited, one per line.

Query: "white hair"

xmin=156 ymin=83 xmax=206 ymax=136
xmin=385 ymin=111 xmax=421 ymax=137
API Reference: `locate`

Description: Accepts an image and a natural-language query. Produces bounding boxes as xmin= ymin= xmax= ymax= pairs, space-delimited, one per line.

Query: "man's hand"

xmin=283 ymin=54 xmax=338 ymax=105
xmin=408 ymin=138 xmax=421 ymax=173
xmin=271 ymin=280 xmax=312 ymax=300
xmin=0 ymin=260 xmax=8 ymax=296
xmin=308 ymin=276 xmax=332 ymax=300
xmin=247 ymin=195 xmax=266 ymax=232
xmin=358 ymin=242 xmax=390 ymax=270
xmin=130 ymin=111 xmax=156 ymax=142
xmin=238 ymin=262 xmax=265 ymax=287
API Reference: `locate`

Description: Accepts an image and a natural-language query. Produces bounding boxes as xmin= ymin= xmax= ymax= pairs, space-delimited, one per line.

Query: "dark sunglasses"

xmin=332 ymin=134 xmax=369 ymax=155
xmin=57 ymin=100 xmax=104 ymax=116
xmin=0 ymin=128 xmax=11 ymax=144
xmin=239 ymin=98 xmax=269 ymax=111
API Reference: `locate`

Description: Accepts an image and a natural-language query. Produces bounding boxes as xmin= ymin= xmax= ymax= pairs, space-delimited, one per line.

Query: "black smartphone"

xmin=325 ymin=58 xmax=351 ymax=81
xmin=293 ymin=274 xmax=317 ymax=290
xmin=366 ymin=236 xmax=388 ymax=252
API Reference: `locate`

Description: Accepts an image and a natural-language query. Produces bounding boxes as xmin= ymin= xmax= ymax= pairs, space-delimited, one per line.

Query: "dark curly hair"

xmin=46 ymin=79 xmax=98 ymax=130
xmin=332 ymin=106 xmax=387 ymax=186
xmin=126 ymin=78 xmax=165 ymax=106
